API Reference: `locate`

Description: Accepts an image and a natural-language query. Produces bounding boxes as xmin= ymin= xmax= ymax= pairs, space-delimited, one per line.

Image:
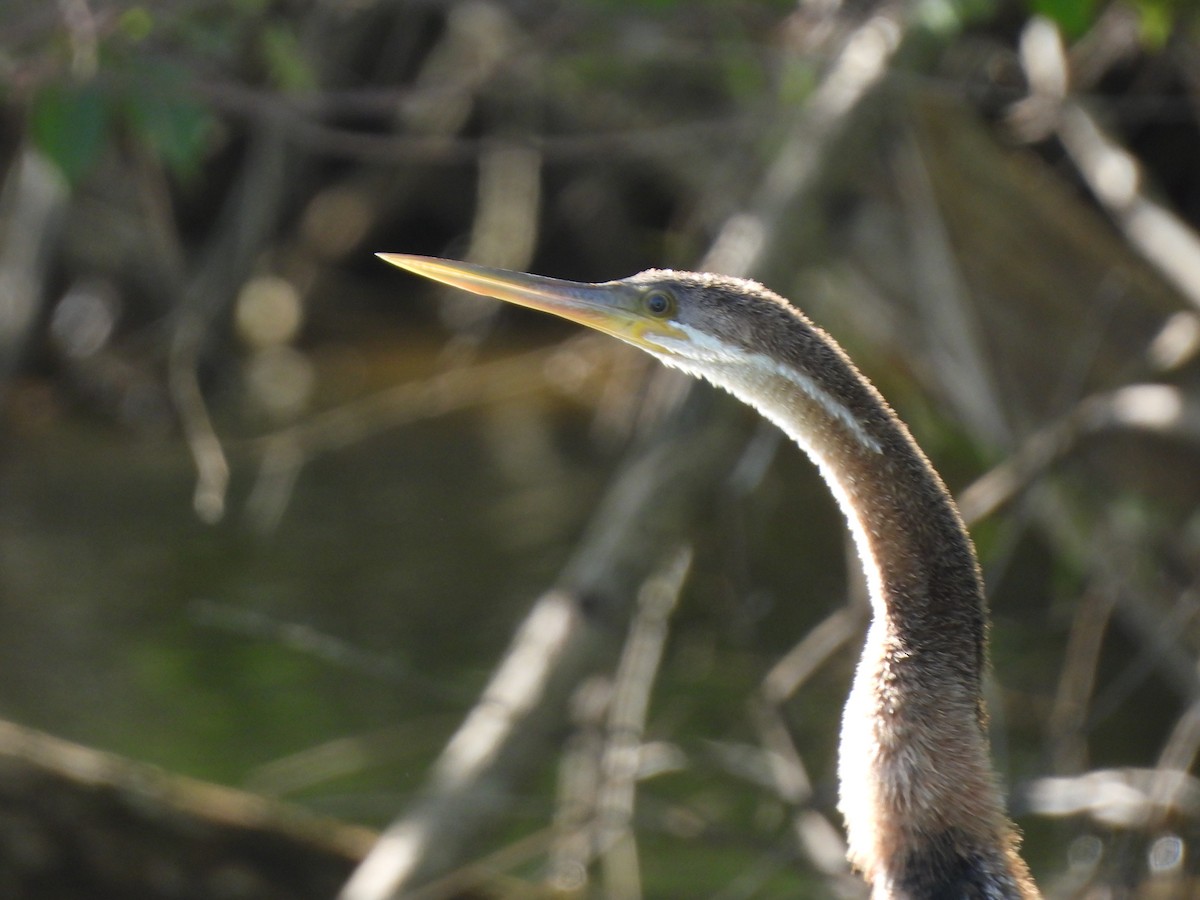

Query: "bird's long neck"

xmin=671 ymin=327 xmax=1038 ymax=898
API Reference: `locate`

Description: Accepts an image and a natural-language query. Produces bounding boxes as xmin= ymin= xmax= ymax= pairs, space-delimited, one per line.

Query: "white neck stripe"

xmin=648 ymin=324 xmax=883 ymax=454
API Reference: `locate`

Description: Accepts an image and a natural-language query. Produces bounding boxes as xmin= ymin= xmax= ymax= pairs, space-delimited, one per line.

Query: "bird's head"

xmin=375 ymin=254 xmax=805 ymax=376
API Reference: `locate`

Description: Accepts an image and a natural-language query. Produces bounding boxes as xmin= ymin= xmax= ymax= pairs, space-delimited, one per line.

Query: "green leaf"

xmin=1026 ymin=0 xmax=1100 ymax=38
xmin=122 ymin=61 xmax=215 ymax=178
xmin=1135 ymin=0 xmax=1175 ymax=46
xmin=30 ymin=82 xmax=109 ymax=186
xmin=261 ymin=24 xmax=315 ymax=91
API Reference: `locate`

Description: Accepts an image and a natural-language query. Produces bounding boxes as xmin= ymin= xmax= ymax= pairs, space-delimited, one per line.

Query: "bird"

xmin=377 ymin=253 xmax=1041 ymax=899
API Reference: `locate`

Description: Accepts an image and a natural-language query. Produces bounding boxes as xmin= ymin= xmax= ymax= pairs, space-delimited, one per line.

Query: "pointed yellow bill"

xmin=376 ymin=253 xmax=683 ymax=350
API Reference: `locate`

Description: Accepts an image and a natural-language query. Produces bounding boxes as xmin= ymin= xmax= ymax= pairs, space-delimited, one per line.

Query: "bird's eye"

xmin=643 ymin=289 xmax=675 ymax=318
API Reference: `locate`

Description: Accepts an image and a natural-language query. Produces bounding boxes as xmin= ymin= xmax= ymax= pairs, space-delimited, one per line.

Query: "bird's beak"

xmin=376 ymin=253 xmax=680 ymax=350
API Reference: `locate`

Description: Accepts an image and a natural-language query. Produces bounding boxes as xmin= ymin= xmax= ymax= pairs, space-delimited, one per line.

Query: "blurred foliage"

xmin=1027 ymin=0 xmax=1194 ymax=41
xmin=1027 ymin=0 xmax=1102 ymax=37
xmin=18 ymin=2 xmax=317 ymax=184
xmin=30 ymin=66 xmax=216 ymax=185
xmin=29 ymin=79 xmax=108 ymax=185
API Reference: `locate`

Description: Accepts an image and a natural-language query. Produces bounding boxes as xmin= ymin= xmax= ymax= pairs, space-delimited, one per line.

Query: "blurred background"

xmin=2 ymin=0 xmax=1200 ymax=897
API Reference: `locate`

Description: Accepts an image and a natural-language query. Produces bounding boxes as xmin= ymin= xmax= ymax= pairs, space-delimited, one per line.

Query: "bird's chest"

xmin=838 ymin=626 xmax=995 ymax=872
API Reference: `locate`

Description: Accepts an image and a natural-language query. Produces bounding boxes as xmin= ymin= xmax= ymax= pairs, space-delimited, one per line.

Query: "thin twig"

xmin=1046 ymin=577 xmax=1118 ymax=774
xmin=959 ymin=383 xmax=1200 ymax=525
xmin=171 ymin=121 xmax=292 ymax=522
xmin=596 ymin=546 xmax=693 ymax=900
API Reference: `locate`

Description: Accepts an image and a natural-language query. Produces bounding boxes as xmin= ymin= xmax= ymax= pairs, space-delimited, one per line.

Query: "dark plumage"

xmin=379 ymin=255 xmax=1041 ymax=899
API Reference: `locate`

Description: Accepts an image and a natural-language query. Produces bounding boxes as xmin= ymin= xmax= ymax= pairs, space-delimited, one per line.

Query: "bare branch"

xmin=596 ymin=546 xmax=692 ymax=900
